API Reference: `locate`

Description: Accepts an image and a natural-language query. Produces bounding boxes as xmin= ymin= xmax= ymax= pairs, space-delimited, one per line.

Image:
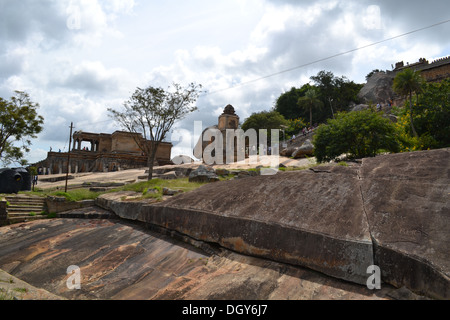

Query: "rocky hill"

xmin=0 ymin=148 xmax=448 ymax=300
xmin=99 ymin=148 xmax=449 ymax=299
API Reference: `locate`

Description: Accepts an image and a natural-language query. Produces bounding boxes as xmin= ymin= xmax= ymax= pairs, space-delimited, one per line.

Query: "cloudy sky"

xmin=1 ymin=0 xmax=449 ymax=164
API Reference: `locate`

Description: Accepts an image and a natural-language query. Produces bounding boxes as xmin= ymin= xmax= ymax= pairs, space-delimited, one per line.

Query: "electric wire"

xmin=203 ymin=18 xmax=450 ymax=96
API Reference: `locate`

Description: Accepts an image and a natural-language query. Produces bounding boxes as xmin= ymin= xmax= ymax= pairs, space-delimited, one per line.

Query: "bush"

xmin=394 ymin=79 xmax=450 ymax=149
xmin=313 ymin=109 xmax=401 ymax=162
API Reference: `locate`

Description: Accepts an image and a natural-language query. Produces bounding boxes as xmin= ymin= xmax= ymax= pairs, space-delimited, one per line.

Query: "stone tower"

xmin=193 ymin=104 xmax=242 ymax=163
xmin=218 ymin=104 xmax=239 ymax=131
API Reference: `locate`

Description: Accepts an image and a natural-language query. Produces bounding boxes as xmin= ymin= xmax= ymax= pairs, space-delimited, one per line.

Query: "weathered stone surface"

xmin=142 ymin=166 xmax=373 ymax=285
xmin=46 ymin=196 xmax=95 ymax=214
xmin=97 ymin=149 xmax=448 ymax=298
xmin=0 ymin=268 xmax=64 ymax=300
xmin=359 ymin=149 xmax=450 ymax=299
xmin=95 ymin=191 xmax=154 ymax=221
xmin=56 ymin=206 xmax=116 ymax=219
xmin=2 ymin=149 xmax=447 ymax=300
xmin=188 ymin=165 xmax=219 ymax=183
xmin=0 ymin=218 xmax=404 ymax=300
xmin=292 ymin=139 xmax=314 ymax=158
xmin=162 ymin=188 xmax=183 ymax=196
xmin=236 ymin=170 xmax=259 ymax=179
xmin=215 ymin=168 xmax=230 ymax=176
xmin=358 ymin=72 xmax=395 ymax=105
xmin=280 ymin=147 xmax=297 ymax=157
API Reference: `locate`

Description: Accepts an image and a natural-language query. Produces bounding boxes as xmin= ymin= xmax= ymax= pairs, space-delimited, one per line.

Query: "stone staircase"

xmin=5 ymin=196 xmax=47 ymax=224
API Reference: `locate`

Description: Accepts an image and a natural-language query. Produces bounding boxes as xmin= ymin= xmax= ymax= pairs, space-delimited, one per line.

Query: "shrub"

xmin=313 ymin=109 xmax=401 ymax=162
xmin=394 ymin=79 xmax=450 ymax=150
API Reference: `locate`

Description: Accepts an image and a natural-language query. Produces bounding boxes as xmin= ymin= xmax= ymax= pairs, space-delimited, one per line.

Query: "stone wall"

xmin=34 ymin=145 xmax=172 ymax=174
xmin=0 ymin=200 xmax=7 ymax=226
xmin=45 ymin=196 xmax=95 ymax=214
xmin=421 ymin=63 xmax=450 ymax=82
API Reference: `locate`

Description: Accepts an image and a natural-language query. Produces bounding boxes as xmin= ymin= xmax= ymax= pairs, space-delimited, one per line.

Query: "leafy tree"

xmin=414 ymin=79 xmax=450 ymax=148
xmin=313 ymin=109 xmax=401 ymax=162
xmin=274 ymin=84 xmax=313 ymax=120
xmin=0 ymin=91 xmax=44 ymax=166
xmin=393 ymin=68 xmax=425 ymax=138
xmin=286 ymin=118 xmax=308 ymax=137
xmin=297 ymin=88 xmax=323 ymax=126
xmin=108 ymin=83 xmax=202 ymax=180
xmin=394 ymin=78 xmax=450 ymax=150
xmin=310 ymin=70 xmax=363 ymax=115
xmin=274 ymin=71 xmax=363 ymax=125
xmin=241 ymin=110 xmax=289 ymax=145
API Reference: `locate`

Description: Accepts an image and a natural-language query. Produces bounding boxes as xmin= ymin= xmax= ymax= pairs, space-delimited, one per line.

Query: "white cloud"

xmin=0 ymin=0 xmax=449 ymax=164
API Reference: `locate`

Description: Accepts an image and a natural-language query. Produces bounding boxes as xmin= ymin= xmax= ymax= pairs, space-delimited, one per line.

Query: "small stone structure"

xmin=33 ymin=130 xmax=173 ymax=174
xmin=194 ymin=105 xmax=244 ymax=164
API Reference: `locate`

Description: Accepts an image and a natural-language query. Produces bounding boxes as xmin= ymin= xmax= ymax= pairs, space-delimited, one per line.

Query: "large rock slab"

xmin=360 ymin=149 xmax=450 ymax=299
xmin=94 ymin=149 xmax=449 ymax=298
xmin=0 ymin=218 xmax=399 ymax=300
xmin=142 ymin=166 xmax=373 ymax=285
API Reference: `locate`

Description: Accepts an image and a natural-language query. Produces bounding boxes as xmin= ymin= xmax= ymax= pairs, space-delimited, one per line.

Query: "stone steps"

xmin=5 ymin=196 xmax=47 ymax=224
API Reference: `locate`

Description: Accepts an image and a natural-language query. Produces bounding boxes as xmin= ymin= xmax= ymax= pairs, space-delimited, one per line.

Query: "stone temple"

xmin=33 ymin=130 xmax=172 ymax=174
xmin=194 ymin=104 xmax=241 ymax=163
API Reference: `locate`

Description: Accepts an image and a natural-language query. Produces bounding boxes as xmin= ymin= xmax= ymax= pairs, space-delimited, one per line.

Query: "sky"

xmin=1 ymin=0 xmax=449 ymax=164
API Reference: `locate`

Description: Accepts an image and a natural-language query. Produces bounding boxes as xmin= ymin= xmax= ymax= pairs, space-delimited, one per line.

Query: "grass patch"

xmin=21 ymin=177 xmax=210 ymax=203
xmin=114 ymin=178 xmax=208 ymax=201
xmin=0 ymin=289 xmax=14 ymax=300
xmin=53 ymin=189 xmax=103 ymax=202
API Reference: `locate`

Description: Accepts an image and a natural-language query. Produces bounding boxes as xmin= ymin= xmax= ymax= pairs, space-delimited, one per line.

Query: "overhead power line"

xmin=204 ymin=18 xmax=450 ymax=96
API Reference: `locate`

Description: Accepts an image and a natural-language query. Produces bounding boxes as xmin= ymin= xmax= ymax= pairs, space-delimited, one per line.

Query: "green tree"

xmin=108 ymin=83 xmax=202 ymax=180
xmin=0 ymin=91 xmax=44 ymax=166
xmin=414 ymin=79 xmax=450 ymax=148
xmin=313 ymin=109 xmax=401 ymax=163
xmin=395 ymin=78 xmax=450 ymax=149
xmin=274 ymin=71 xmax=362 ymax=125
xmin=274 ymin=84 xmax=313 ymax=120
xmin=393 ymin=68 xmax=425 ymax=138
xmin=297 ymin=88 xmax=323 ymax=126
xmin=310 ymin=70 xmax=363 ymax=115
xmin=241 ymin=110 xmax=289 ymax=145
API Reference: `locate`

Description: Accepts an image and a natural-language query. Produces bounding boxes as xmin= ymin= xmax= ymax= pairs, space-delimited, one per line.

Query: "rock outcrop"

xmin=0 ymin=218 xmax=409 ymax=300
xmin=292 ymin=139 xmax=314 ymax=158
xmin=188 ymin=165 xmax=220 ymax=183
xmin=96 ymin=148 xmax=449 ymax=299
xmin=357 ymin=72 xmax=395 ymax=105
